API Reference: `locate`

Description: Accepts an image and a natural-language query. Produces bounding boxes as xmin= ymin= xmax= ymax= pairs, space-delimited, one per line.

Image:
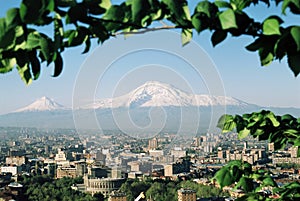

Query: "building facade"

xmin=84 ymin=176 xmax=125 ymax=197
xmin=177 ymin=189 xmax=196 ymax=201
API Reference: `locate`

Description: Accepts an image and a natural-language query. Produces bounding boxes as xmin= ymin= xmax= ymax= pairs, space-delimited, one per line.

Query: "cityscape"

xmin=0 ymin=123 xmax=299 ymax=201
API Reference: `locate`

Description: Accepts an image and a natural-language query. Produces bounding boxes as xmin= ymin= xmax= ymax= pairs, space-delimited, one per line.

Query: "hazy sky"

xmin=0 ymin=1 xmax=300 ymax=114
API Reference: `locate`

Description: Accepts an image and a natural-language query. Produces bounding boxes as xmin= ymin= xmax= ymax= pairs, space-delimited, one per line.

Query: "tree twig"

xmin=113 ymin=25 xmax=177 ymax=36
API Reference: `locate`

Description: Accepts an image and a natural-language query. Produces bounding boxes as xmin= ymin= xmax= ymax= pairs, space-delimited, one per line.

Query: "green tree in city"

xmin=19 ymin=175 xmax=101 ymax=201
xmin=120 ymin=180 xmax=151 ymax=201
xmin=180 ymin=180 xmax=230 ymax=198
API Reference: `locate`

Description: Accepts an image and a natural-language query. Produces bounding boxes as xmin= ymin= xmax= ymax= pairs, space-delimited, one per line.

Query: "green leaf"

xmin=67 ymin=27 xmax=89 ymax=47
xmin=230 ymin=0 xmax=253 ymax=10
xmin=66 ymin=4 xmax=88 ymax=24
xmin=287 ymin=52 xmax=300 ymax=76
xmin=238 ymin=128 xmax=250 ymax=139
xmin=181 ymin=28 xmax=192 ymax=46
xmin=211 ymin=30 xmax=227 ymax=47
xmin=162 ymin=0 xmax=191 ymax=27
xmin=214 ymin=167 xmax=234 ymax=188
xmin=15 ymin=49 xmax=29 ymax=68
xmin=103 ymin=5 xmax=126 ymax=32
xmin=219 ymin=9 xmax=237 ymax=30
xmin=26 ymin=31 xmax=42 ymax=49
xmin=291 ymin=26 xmax=300 ymax=51
xmin=284 ymin=129 xmax=299 ymax=138
xmin=83 ymin=0 xmax=106 ymax=15
xmin=195 ymin=1 xmax=216 ymax=18
xmin=235 ymin=176 xmax=253 ymax=192
xmin=53 ymin=52 xmax=63 ymax=77
xmin=39 ymin=35 xmax=54 ymax=64
xmin=0 ymin=18 xmax=16 ymax=49
xmin=150 ymin=8 xmax=163 ymax=21
xmin=131 ymin=0 xmax=151 ymax=25
xmin=268 ymin=115 xmax=280 ymax=127
xmin=0 ymin=58 xmax=16 ymax=73
xmin=54 ymin=14 xmax=64 ymax=52
xmin=89 ymin=23 xmax=109 ymax=43
xmin=100 ymin=0 xmax=112 ymax=10
xmin=182 ymin=4 xmax=191 ymax=21
xmin=251 ymin=173 xmax=262 ymax=180
xmin=20 ymin=0 xmax=54 ymax=25
xmin=217 ymin=114 xmax=236 ymax=132
xmin=6 ymin=8 xmax=21 ymax=28
xmin=214 ymin=1 xmax=231 ymax=9
xmin=262 ymin=176 xmax=277 ymax=187
xmin=28 ymin=51 xmax=41 ymax=80
xmin=82 ymin=36 xmax=91 ymax=54
xmin=17 ymin=63 xmax=32 ymax=85
xmin=263 ymin=18 xmax=281 ymax=35
xmin=259 ymin=48 xmax=274 ymax=66
xmin=282 ymin=0 xmax=300 ymax=14
xmin=245 ymin=38 xmax=264 ymax=52
xmin=192 ymin=13 xmax=208 ymax=33
xmin=56 ymin=0 xmax=76 ymax=7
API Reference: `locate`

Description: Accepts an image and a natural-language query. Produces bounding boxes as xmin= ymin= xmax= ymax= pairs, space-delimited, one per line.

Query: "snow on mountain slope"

xmin=85 ymin=81 xmax=252 ymax=109
xmin=14 ymin=96 xmax=66 ymax=112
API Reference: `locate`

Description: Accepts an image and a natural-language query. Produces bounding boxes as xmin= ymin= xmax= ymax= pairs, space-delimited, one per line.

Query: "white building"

xmin=1 ymin=166 xmax=22 ymax=175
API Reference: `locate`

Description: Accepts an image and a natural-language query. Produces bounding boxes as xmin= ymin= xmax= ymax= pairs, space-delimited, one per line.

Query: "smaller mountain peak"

xmin=14 ymin=96 xmax=65 ymax=113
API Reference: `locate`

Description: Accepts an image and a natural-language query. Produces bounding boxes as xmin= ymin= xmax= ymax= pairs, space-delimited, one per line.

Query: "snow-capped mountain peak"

xmin=86 ymin=81 xmax=253 ymax=109
xmin=14 ymin=96 xmax=66 ymax=112
xmin=127 ymin=81 xmax=189 ymax=107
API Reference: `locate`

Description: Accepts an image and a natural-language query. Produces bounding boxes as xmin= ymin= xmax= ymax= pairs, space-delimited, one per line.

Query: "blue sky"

xmin=0 ymin=0 xmax=300 ymax=114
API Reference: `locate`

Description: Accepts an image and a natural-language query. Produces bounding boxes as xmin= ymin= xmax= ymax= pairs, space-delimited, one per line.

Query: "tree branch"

xmin=113 ymin=25 xmax=177 ymax=36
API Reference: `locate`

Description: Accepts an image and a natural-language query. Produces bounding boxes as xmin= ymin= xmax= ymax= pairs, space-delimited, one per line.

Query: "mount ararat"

xmin=1 ymin=81 xmax=299 ymax=133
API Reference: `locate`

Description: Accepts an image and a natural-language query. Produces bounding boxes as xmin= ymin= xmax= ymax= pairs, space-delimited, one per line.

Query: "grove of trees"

xmin=19 ymin=175 xmax=102 ymax=201
xmin=119 ymin=179 xmax=229 ymax=201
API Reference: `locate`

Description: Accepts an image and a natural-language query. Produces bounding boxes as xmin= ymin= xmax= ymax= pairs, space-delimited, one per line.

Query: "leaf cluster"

xmin=218 ymin=110 xmax=300 ymax=151
xmin=216 ymin=110 xmax=300 ymax=200
xmin=213 ymin=160 xmax=281 ymax=200
xmin=1 ymin=0 xmax=300 ymax=83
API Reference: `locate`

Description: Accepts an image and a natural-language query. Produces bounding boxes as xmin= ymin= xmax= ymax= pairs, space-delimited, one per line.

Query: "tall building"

xmin=164 ymin=158 xmax=190 ymax=177
xmin=193 ymin=137 xmax=201 ymax=147
xmin=218 ymin=150 xmax=226 ymax=159
xmin=290 ymin=146 xmax=298 ymax=158
xmin=128 ymin=161 xmax=152 ymax=174
xmin=75 ymin=161 xmax=87 ymax=177
xmin=177 ymin=189 xmax=196 ymax=201
xmin=111 ymin=167 xmax=122 ymax=179
xmin=95 ymin=150 xmax=106 ymax=166
xmin=268 ymin=143 xmax=275 ymax=153
xmin=148 ymin=138 xmax=158 ymax=150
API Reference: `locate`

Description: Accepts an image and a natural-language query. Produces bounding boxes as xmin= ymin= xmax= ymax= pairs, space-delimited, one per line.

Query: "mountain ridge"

xmin=2 ymin=81 xmax=299 ymax=130
xmin=81 ymin=81 xmax=256 ymax=109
